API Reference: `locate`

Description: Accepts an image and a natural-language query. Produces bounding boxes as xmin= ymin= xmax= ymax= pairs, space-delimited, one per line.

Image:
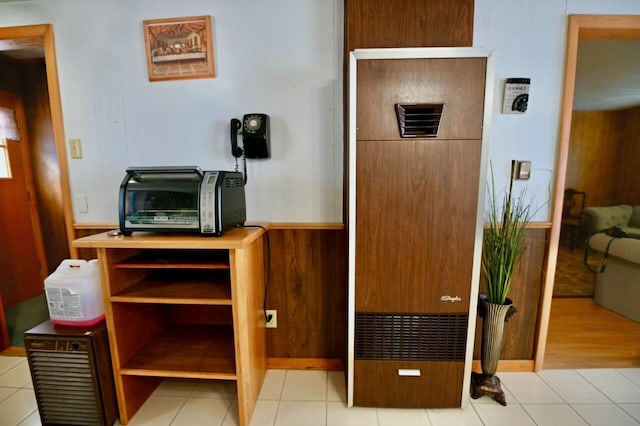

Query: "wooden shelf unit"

xmin=73 ymin=228 xmax=267 ymax=426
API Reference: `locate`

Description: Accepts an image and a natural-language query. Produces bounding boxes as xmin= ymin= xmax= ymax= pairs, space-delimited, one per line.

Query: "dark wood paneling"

xmin=473 ymin=228 xmax=547 ymax=360
xmin=355 ymin=139 xmax=481 ymax=313
xmin=568 ymin=107 xmax=640 ymax=207
xmin=356 ymin=58 xmax=486 ymax=141
xmin=345 ymin=0 xmax=474 ymax=50
xmin=21 ymin=62 xmax=68 ymax=274
xmin=266 ymin=228 xmax=347 ymax=359
xmin=354 ymin=360 xmax=464 ymax=407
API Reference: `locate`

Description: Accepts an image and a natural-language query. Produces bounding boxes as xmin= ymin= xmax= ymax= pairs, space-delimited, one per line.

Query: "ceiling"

xmin=0 ymin=37 xmax=44 ymax=61
xmin=0 ymin=36 xmax=639 ymax=110
xmin=574 ymin=39 xmax=640 ymax=111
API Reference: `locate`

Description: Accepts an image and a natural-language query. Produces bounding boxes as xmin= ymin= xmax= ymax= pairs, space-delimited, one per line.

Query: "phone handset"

xmin=230 ymin=118 xmax=243 ymax=158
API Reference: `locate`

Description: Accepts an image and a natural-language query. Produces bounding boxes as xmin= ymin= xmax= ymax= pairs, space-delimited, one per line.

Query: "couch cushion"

xmin=583 ymin=205 xmax=632 ymax=234
xmin=588 ymin=232 xmax=640 ymax=264
xmin=630 ymin=205 xmax=640 ymax=228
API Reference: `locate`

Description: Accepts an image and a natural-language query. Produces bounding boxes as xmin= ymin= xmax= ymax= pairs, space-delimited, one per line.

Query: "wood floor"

xmin=544 ymin=297 xmax=640 ymax=369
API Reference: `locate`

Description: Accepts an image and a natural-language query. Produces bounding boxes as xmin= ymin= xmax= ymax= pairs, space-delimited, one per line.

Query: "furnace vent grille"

xmin=395 ymin=103 xmax=444 ymax=138
xmin=355 ymin=312 xmax=467 ymax=361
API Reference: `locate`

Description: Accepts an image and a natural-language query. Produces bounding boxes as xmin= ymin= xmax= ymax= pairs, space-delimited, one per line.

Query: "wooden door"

xmin=0 ymin=93 xmax=47 ymax=332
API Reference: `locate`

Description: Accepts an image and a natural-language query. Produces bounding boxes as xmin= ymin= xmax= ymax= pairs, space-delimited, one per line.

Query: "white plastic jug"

xmin=44 ymin=259 xmax=105 ymax=326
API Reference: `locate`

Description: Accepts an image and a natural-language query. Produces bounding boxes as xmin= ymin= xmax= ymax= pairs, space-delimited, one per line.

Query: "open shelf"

xmin=111 ymin=270 xmax=232 ymax=304
xmin=120 ymin=325 xmax=236 ymax=379
xmin=115 ymin=249 xmax=230 ymax=270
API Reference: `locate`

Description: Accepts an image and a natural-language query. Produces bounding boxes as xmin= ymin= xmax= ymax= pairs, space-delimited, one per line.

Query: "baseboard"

xmin=472 ymin=359 xmax=534 ymax=372
xmin=267 ymin=357 xmax=344 ymax=371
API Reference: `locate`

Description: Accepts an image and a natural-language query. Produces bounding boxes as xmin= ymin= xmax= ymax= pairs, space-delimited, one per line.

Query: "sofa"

xmin=587 ymin=232 xmax=640 ymax=322
xmin=582 ymin=204 xmax=640 ymax=238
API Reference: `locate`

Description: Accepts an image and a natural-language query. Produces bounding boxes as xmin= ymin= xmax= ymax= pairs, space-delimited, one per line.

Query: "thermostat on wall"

xmin=502 ymin=78 xmax=530 ymax=114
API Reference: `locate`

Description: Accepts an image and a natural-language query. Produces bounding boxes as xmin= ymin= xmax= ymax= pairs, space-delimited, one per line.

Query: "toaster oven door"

xmin=120 ymin=168 xmax=202 ymax=232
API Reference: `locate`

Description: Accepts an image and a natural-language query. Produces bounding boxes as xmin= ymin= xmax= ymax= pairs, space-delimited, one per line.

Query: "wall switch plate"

xmin=69 ymin=138 xmax=83 ymax=159
xmin=515 ymin=160 xmax=531 ymax=180
xmin=265 ymin=310 xmax=277 ymax=328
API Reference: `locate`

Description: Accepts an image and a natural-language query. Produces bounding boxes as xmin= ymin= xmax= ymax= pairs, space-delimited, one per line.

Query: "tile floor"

xmin=1 ymin=356 xmax=639 ymax=425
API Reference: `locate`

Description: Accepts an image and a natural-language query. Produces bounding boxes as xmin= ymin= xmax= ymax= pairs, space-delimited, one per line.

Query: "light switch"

xmin=515 ymin=161 xmax=531 ymax=180
xmin=69 ymin=139 xmax=83 ymax=159
xmin=76 ymin=194 xmax=88 ymax=213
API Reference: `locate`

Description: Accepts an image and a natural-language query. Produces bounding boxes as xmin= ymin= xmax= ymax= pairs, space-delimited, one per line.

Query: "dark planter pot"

xmin=471 ymin=294 xmax=517 ymax=406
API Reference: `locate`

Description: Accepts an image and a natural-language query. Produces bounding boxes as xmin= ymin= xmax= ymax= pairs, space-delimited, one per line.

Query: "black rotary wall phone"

xmin=230 ymin=114 xmax=271 ymax=159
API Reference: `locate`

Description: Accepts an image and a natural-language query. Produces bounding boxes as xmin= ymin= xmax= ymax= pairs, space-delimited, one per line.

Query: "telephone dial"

xmin=230 ymin=113 xmax=271 ymax=159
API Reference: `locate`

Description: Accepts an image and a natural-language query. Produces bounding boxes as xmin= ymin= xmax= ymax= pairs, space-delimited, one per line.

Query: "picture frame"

xmin=143 ymin=15 xmax=215 ymax=82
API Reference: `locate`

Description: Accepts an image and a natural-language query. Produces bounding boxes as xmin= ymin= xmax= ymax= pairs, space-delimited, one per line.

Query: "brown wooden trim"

xmin=268 ymin=223 xmax=344 ymax=230
xmin=267 ymin=358 xmax=344 ymax=371
xmin=0 ymin=346 xmax=26 ymax=357
xmin=472 ymin=360 xmax=534 ymax=372
xmin=74 ymin=222 xmax=118 ymax=230
xmin=536 ymin=14 xmax=640 ymax=372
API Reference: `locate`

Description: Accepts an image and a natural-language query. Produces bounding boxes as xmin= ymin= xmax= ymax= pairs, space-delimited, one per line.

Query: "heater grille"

xmin=24 ymin=321 xmax=117 ymax=426
xmin=395 ymin=103 xmax=444 ymax=138
xmin=355 ymin=313 xmax=468 ymax=361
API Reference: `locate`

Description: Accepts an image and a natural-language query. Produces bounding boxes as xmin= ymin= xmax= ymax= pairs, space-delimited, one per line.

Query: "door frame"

xmin=535 ymin=14 xmax=640 ymax=371
xmin=0 ymin=24 xmax=76 ymax=258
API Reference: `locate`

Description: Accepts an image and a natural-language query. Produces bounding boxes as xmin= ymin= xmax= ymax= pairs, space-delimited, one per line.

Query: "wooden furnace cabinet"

xmin=73 ymin=228 xmax=266 ymax=426
xmin=347 ymin=48 xmax=494 ymax=408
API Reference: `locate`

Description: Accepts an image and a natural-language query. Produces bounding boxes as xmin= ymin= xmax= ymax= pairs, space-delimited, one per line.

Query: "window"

xmin=0 ymin=106 xmax=19 ymax=178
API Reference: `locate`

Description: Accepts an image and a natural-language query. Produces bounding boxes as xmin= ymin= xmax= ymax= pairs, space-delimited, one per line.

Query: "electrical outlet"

xmin=265 ymin=310 xmax=277 ymax=328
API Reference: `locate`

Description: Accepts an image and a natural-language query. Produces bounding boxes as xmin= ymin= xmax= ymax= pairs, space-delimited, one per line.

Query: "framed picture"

xmin=143 ymin=15 xmax=215 ymax=82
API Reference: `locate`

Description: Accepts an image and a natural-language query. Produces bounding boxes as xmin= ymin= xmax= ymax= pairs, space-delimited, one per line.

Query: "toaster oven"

xmin=118 ymin=166 xmax=246 ymax=236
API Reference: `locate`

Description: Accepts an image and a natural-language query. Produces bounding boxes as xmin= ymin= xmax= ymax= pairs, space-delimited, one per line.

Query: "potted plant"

xmin=470 ymin=161 xmax=534 ymax=405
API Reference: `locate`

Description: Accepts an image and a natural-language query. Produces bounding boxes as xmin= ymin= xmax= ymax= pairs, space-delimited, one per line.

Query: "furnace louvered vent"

xmin=355 ymin=312 xmax=468 ymax=361
xmin=395 ymin=103 xmax=445 ymax=138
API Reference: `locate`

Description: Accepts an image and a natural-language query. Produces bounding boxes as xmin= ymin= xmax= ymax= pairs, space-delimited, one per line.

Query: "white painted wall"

xmin=0 ymin=0 xmax=343 ymax=223
xmin=1 ymin=0 xmax=640 ymax=223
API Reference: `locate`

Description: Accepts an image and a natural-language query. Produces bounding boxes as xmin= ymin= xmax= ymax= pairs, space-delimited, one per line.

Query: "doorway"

xmin=536 ymin=15 xmax=640 ymax=370
xmin=0 ymin=24 xmax=74 ymax=350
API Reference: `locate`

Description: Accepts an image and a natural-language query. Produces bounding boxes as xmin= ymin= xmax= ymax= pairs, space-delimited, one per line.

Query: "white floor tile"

xmin=280 ymin=370 xmax=327 ymax=401
xmin=222 ymin=398 xmax=239 ymax=426
xmin=249 ymin=400 xmax=278 ymax=426
xmin=498 ymin=372 xmax=564 ymax=404
xmin=522 ymin=404 xmax=588 ymax=426
xmin=258 ymin=370 xmax=286 ymax=401
xmin=127 ymin=395 xmax=186 ymax=426
xmin=578 ymin=369 xmax=640 ymax=403
xmin=571 ymin=403 xmax=639 ymax=426
xmin=327 ymin=402 xmax=379 ymax=426
xmin=171 ymin=398 xmax=231 ymax=426
xmin=152 ymin=379 xmax=198 ymax=397
xmin=0 ymin=357 xmax=24 ymax=375
xmin=274 ymin=401 xmax=326 ymax=426
xmin=376 ymin=407 xmax=430 ymax=426
xmin=191 ymin=380 xmax=236 ymax=399
xmin=0 ymin=361 xmax=32 ymax=388
xmin=473 ymin=404 xmax=536 ymax=426
xmin=620 ymin=369 xmax=640 ymax=387
xmin=427 ymin=404 xmax=483 ymax=426
xmin=327 ymin=371 xmax=346 ymax=402
xmin=17 ymin=410 xmax=41 ymax=426
xmin=0 ymin=388 xmax=38 ymax=426
xmin=538 ymin=369 xmax=610 ymax=403
xmin=0 ymin=386 xmax=19 ymax=402
xmin=620 ymin=404 xmax=640 ymax=423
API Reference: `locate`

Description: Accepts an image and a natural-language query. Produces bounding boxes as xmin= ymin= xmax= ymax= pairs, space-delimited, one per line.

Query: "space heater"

xmin=24 ymin=320 xmax=118 ymax=426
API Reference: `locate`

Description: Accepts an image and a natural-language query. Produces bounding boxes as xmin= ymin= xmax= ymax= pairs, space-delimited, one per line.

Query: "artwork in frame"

xmin=143 ymin=15 xmax=215 ymax=82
